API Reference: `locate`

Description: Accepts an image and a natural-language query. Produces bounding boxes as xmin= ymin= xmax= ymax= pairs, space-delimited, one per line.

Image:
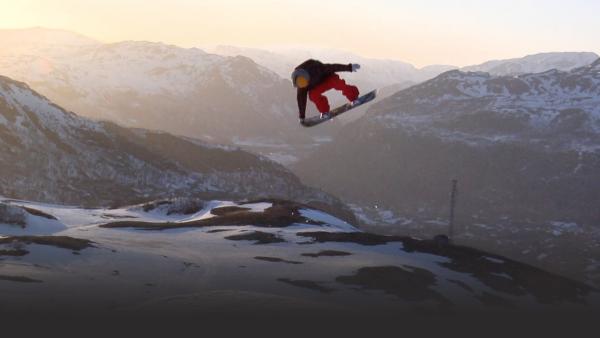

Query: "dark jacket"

xmin=295 ymin=59 xmax=352 ymax=118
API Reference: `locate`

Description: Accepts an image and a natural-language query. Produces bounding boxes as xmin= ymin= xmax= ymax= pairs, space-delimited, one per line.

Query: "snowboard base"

xmin=301 ymin=89 xmax=377 ymax=127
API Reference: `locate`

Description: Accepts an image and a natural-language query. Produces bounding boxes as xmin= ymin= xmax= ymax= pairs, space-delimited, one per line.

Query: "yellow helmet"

xmin=291 ymin=69 xmax=310 ymax=88
xmin=295 ymin=75 xmax=309 ymax=88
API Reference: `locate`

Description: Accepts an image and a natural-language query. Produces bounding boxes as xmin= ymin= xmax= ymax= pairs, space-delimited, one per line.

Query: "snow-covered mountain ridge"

xmin=462 ymin=52 xmax=599 ymax=75
xmin=374 ymin=58 xmax=600 ymax=153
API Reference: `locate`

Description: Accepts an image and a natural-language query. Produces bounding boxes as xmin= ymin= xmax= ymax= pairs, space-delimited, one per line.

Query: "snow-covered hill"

xmin=462 ymin=52 xmax=599 ymax=76
xmin=0 ymin=74 xmax=348 ymax=215
xmin=1 ymin=197 xmax=597 ymax=317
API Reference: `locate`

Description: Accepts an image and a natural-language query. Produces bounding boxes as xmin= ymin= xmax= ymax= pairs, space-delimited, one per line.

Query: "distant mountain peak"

xmin=462 ymin=52 xmax=599 ymax=76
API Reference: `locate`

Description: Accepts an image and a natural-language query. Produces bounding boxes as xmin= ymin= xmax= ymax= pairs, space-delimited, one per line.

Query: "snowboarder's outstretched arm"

xmin=297 ymin=88 xmax=308 ymax=119
xmin=323 ymin=63 xmax=353 ymax=74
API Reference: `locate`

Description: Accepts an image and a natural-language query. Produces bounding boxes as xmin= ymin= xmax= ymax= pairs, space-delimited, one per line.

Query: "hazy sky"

xmin=1 ymin=0 xmax=598 ymax=67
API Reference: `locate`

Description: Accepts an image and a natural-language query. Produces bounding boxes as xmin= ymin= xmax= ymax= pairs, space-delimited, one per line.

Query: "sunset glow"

xmin=1 ymin=1 xmax=599 ymax=68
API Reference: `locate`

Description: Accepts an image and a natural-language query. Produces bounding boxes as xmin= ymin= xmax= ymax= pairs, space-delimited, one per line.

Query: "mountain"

xmin=0 ymin=39 xmax=299 ymax=141
xmin=0 ymin=75 xmax=351 ymax=220
xmin=293 ymin=59 xmax=600 ymax=286
xmin=1 ymin=197 xmax=598 ymax=318
xmin=462 ymin=52 xmax=599 ymax=76
xmin=0 ymin=29 xmax=333 ymax=163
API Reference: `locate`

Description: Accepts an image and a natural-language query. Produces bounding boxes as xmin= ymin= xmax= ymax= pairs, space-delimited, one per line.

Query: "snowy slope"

xmin=1 ymin=198 xmax=597 ymax=316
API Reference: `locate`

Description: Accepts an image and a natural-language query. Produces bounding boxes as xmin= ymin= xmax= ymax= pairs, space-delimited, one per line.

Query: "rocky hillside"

xmin=1 ymin=198 xmax=597 ymax=317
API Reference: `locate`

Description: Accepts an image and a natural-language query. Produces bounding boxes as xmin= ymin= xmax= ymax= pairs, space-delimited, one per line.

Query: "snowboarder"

xmin=291 ymin=59 xmax=361 ymax=125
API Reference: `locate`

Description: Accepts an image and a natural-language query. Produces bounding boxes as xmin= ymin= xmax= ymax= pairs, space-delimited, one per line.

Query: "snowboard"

xmin=301 ymin=89 xmax=377 ymax=127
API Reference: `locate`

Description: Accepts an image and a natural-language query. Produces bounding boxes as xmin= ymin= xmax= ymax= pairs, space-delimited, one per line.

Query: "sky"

xmin=0 ymin=0 xmax=599 ymax=67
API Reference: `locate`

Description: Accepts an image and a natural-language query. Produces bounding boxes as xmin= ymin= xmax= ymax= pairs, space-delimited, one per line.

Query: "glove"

xmin=351 ymin=63 xmax=361 ymax=72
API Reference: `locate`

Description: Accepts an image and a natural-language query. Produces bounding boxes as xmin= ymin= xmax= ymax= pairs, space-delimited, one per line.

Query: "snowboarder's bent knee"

xmin=291 ymin=59 xmax=360 ymax=123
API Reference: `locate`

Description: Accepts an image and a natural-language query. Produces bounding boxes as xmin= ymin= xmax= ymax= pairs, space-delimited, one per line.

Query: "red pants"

xmin=309 ymin=74 xmax=359 ymax=113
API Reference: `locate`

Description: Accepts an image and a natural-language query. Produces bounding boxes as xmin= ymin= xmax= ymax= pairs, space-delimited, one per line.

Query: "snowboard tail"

xmin=301 ymin=89 xmax=377 ymax=127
